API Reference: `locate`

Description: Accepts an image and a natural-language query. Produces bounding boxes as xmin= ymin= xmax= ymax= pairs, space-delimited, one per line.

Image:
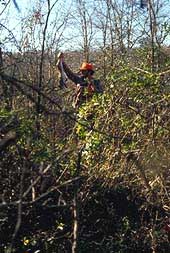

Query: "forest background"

xmin=0 ymin=0 xmax=170 ymax=252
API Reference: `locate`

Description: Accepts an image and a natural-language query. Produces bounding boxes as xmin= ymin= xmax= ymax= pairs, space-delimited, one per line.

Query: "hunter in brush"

xmin=57 ymin=52 xmax=103 ymax=107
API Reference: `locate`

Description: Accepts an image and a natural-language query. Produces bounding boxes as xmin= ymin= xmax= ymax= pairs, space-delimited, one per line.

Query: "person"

xmin=57 ymin=52 xmax=103 ymax=107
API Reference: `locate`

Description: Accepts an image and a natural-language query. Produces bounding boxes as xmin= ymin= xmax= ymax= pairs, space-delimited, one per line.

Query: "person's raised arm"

xmin=57 ymin=52 xmax=80 ymax=84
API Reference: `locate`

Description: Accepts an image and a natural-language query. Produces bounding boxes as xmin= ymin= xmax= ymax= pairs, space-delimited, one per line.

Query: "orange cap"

xmin=80 ymin=62 xmax=94 ymax=71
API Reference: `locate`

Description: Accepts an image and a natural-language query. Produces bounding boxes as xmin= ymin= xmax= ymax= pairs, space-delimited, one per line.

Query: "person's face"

xmin=81 ymin=69 xmax=89 ymax=77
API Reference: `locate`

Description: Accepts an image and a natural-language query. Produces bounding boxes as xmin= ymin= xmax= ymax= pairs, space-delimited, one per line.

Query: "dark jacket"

xmin=57 ymin=61 xmax=103 ymax=93
xmin=61 ymin=62 xmax=89 ymax=87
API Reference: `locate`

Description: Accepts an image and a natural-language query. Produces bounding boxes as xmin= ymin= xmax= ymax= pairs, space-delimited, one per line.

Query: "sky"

xmin=1 ymin=0 xmax=103 ymax=52
xmin=0 ymin=0 xmax=37 ymax=50
xmin=0 ymin=0 xmax=75 ymax=51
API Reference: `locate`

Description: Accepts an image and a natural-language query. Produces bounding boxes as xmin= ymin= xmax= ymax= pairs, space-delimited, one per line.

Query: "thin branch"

xmin=0 ymin=176 xmax=83 ymax=208
xmin=0 ymin=0 xmax=10 ymax=16
xmin=72 ymin=148 xmax=83 ymax=253
xmin=9 ymin=149 xmax=26 ymax=253
xmin=129 ymin=152 xmax=152 ymax=192
xmin=22 ymin=165 xmax=51 ymax=199
xmin=38 ymin=0 xmax=59 ymax=113
xmin=0 ymin=23 xmax=21 ymax=51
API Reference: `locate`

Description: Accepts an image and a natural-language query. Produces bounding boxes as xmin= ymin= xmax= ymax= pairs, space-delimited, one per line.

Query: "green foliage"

xmin=73 ymin=65 xmax=170 ymax=189
xmin=1 ymin=61 xmax=170 ymax=252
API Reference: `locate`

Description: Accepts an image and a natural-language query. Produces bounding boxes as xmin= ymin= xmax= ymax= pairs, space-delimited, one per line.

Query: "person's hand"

xmin=57 ymin=52 xmax=64 ymax=59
